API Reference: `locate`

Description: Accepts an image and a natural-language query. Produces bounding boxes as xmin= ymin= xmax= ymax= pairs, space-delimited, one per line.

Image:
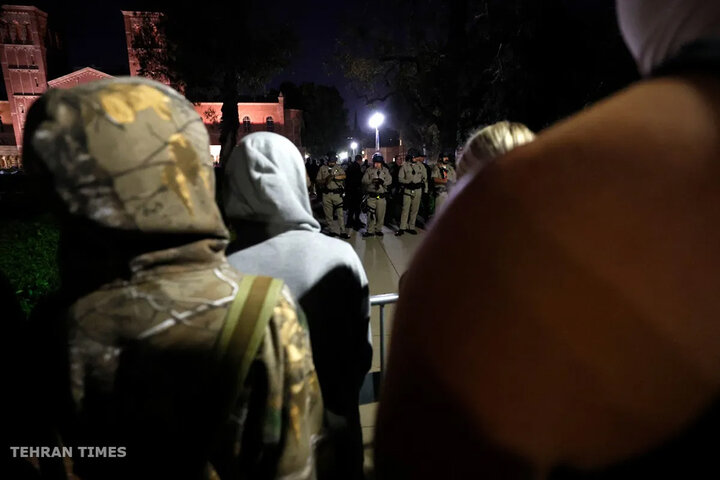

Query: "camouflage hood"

xmin=22 ymin=77 xmax=237 ymax=344
xmin=24 ymin=76 xmax=227 ymax=239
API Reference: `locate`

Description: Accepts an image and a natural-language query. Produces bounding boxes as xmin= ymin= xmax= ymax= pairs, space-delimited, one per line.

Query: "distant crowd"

xmin=305 ymin=148 xmax=462 ymax=239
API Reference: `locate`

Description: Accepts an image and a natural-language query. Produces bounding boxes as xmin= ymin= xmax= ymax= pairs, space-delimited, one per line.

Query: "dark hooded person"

xmin=376 ymin=0 xmax=720 ymax=478
xmin=20 ymin=78 xmax=322 ymax=480
xmin=345 ymin=154 xmax=366 ymax=230
xmin=224 ymin=132 xmax=372 ymax=480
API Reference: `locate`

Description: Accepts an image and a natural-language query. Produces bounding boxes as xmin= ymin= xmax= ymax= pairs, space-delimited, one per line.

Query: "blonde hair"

xmin=458 ymin=121 xmax=535 ymax=178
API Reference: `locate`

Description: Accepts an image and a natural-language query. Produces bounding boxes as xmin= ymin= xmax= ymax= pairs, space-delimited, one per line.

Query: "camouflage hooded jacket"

xmin=21 ymin=77 xmax=323 ymax=480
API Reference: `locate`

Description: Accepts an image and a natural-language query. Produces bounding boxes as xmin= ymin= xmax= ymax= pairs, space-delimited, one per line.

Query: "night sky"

xmin=23 ymin=0 xmax=373 ymax=128
xmin=13 ymin=0 xmax=623 ymax=139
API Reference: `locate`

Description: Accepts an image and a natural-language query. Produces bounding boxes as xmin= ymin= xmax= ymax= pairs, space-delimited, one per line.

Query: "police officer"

xmin=362 ymin=153 xmax=393 ymax=238
xmin=316 ymin=152 xmax=351 ymax=238
xmin=396 ymin=149 xmax=428 ymax=236
xmin=431 ymin=153 xmax=457 ymax=213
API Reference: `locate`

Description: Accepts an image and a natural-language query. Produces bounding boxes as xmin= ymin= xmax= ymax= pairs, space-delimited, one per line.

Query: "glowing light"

xmin=339 ymin=151 xmax=349 ymax=160
xmin=350 ymin=141 xmax=358 ymax=150
xmin=368 ymin=112 xmax=385 ymax=129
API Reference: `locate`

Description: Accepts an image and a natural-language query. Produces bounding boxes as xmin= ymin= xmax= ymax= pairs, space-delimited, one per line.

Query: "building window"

xmin=10 ymin=22 xmax=19 ymax=43
xmin=15 ymin=22 xmax=26 ymax=44
xmin=266 ymin=116 xmax=274 ymax=132
xmin=34 ymin=77 xmax=38 ymax=87
xmin=20 ymin=104 xmax=24 ymax=114
xmin=243 ymin=116 xmax=251 ymax=133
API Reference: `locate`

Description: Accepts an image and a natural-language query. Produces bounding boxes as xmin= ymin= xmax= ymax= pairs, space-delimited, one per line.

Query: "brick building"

xmin=0 ymin=5 xmax=304 ymax=170
xmin=0 ymin=5 xmax=53 ymax=168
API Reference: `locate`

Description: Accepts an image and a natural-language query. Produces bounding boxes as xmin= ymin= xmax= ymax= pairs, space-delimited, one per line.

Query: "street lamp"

xmin=350 ymin=141 xmax=358 ymax=157
xmin=368 ymin=112 xmax=385 ymax=151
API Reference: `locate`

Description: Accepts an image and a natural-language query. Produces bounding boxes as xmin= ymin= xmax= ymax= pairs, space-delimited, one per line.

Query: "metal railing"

xmin=370 ymin=293 xmax=399 ymax=373
xmin=358 ymin=293 xmax=399 ymax=405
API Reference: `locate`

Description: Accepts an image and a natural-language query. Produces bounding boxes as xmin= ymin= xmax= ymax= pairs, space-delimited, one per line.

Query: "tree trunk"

xmin=441 ymin=0 xmax=468 ymax=153
xmin=218 ymin=68 xmax=239 ymax=169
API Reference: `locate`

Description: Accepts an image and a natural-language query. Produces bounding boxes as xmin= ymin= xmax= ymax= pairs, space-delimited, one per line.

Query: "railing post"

xmin=379 ymin=304 xmax=385 ymax=374
xmin=362 ymin=293 xmax=399 ymax=404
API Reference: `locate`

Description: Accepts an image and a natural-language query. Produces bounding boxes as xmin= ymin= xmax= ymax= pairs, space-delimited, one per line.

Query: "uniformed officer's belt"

xmin=404 ymin=182 xmax=424 ymax=190
xmin=328 ymin=188 xmax=344 ymax=194
xmin=371 ymin=192 xmax=387 ymax=199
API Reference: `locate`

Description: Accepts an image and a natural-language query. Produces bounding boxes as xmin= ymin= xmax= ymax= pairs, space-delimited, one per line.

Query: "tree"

xmin=134 ymin=1 xmax=296 ymax=166
xmin=279 ymin=82 xmax=349 ymax=155
xmin=336 ymin=0 xmax=638 ymax=157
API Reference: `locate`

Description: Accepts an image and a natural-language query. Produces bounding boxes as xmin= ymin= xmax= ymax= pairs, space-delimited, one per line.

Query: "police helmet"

xmin=405 ymin=148 xmax=418 ymax=162
xmin=372 ymin=153 xmax=385 ymax=164
xmin=406 ymin=148 xmax=424 ymax=161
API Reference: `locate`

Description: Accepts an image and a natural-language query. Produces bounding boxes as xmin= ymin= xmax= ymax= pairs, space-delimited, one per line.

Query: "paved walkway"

xmin=310 ymin=198 xmax=429 ymax=476
xmin=345 ymin=217 xmax=426 ymax=477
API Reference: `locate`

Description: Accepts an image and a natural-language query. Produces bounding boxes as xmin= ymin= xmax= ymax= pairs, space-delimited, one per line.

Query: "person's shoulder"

xmin=314 ymin=236 xmax=367 ymax=281
xmin=315 ymin=233 xmax=360 ymax=258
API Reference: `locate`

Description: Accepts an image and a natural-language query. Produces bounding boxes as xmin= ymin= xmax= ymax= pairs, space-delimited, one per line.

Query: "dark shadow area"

xmin=299 ymin=265 xmax=371 ymax=480
xmin=549 ymin=396 xmax=720 ymax=479
xmin=375 ymin=356 xmax=535 ymax=480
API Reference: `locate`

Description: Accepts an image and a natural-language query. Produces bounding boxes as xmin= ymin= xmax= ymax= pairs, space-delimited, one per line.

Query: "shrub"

xmin=0 ymin=215 xmax=60 ymax=316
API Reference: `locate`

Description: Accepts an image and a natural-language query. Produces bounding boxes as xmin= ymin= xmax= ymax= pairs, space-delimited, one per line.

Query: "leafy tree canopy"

xmin=134 ymin=0 xmax=297 ymax=165
xmin=337 ymin=0 xmax=638 ymax=157
xmin=279 ymin=81 xmax=349 ymax=155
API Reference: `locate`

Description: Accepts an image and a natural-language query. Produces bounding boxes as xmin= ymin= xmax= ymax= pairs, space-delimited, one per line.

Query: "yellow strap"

xmin=216 ymin=275 xmax=284 ymax=388
xmin=217 ymin=275 xmax=256 ymax=356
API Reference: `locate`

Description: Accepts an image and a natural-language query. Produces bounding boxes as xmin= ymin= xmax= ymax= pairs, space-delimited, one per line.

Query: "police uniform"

xmin=362 ymin=160 xmax=393 ymax=236
xmin=431 ymin=161 xmax=457 ymax=213
xmin=397 ymin=157 xmax=428 ymax=234
xmin=316 ymin=161 xmax=348 ymax=236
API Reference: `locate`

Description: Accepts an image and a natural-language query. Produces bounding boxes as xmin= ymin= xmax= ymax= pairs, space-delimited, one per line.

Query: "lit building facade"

xmin=0 ymin=5 xmax=53 ymax=167
xmin=0 ymin=5 xmax=304 ymax=169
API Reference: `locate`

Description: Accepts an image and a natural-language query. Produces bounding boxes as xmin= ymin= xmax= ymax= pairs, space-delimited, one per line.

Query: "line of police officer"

xmin=314 ymin=150 xmax=456 ymax=238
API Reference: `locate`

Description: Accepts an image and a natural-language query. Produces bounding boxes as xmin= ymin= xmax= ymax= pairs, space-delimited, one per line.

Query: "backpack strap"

xmin=205 ymin=275 xmax=286 ymax=478
xmin=216 ymin=274 xmax=285 ymax=391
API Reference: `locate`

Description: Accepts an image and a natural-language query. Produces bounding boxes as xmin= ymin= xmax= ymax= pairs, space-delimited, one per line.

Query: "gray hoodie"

xmin=223 ymin=133 xmax=370 ymax=324
xmin=224 ymin=133 xmax=372 ymax=478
